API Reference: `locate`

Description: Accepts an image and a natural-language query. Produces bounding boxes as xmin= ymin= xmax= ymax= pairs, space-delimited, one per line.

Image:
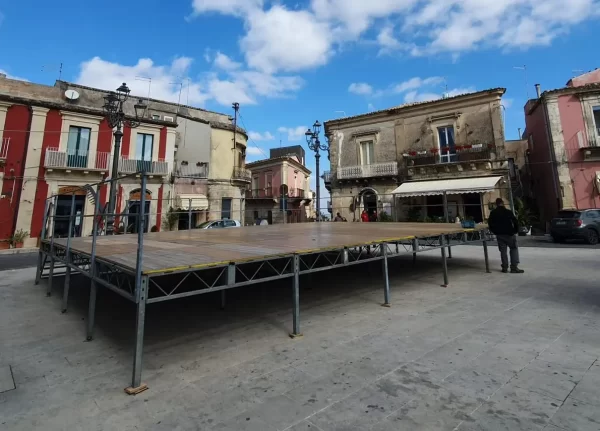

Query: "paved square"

xmin=1 ymin=245 xmax=599 ymax=430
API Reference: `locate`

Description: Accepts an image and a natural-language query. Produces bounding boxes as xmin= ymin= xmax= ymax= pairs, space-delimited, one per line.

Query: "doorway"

xmin=221 ymin=198 xmax=232 ymax=220
xmin=362 ymin=191 xmax=378 ymax=220
xmin=128 ymin=200 xmax=151 ymax=233
xmin=463 ymin=193 xmax=484 ymax=223
xmin=53 ymin=195 xmax=85 ymax=237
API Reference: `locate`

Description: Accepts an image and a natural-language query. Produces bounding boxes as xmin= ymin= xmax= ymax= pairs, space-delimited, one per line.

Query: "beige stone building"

xmin=323 ymin=89 xmax=512 ymax=223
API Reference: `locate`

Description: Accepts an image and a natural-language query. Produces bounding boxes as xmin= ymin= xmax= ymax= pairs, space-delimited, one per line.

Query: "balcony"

xmin=44 ymin=148 xmax=110 ymax=172
xmin=232 ymin=166 xmax=251 ymax=182
xmin=404 ymin=144 xmax=495 ymax=167
xmin=402 ymin=144 xmax=500 ymax=180
xmin=0 ymin=138 xmax=9 ymax=161
xmin=118 ymin=157 xmax=169 ymax=176
xmin=337 ymin=162 xmax=398 ymax=180
xmin=288 ymin=188 xmax=306 ymax=198
xmin=246 ymin=188 xmax=275 ymax=199
xmin=174 ymin=163 xmax=209 ymax=178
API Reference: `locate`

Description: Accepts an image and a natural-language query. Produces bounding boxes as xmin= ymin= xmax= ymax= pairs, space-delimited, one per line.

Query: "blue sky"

xmin=1 ymin=0 xmax=599 ymax=208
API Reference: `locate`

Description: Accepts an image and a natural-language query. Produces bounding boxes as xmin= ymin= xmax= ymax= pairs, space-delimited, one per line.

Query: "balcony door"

xmin=438 ymin=126 xmax=457 ymax=163
xmin=360 ymin=140 xmax=375 ymax=165
xmin=66 ymin=126 xmax=91 ymax=168
xmin=136 ymin=133 xmax=154 ymax=172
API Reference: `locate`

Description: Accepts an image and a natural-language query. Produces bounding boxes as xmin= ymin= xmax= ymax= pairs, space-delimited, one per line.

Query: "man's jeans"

xmin=496 ymin=234 xmax=520 ymax=269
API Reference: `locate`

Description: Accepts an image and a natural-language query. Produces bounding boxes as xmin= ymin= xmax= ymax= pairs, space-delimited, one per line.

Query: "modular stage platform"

xmin=37 ymin=222 xmax=492 ymax=393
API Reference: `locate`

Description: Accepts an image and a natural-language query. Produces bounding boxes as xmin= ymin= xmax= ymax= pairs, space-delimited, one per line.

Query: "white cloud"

xmin=278 ymin=126 xmax=308 ymax=142
xmin=367 ymin=103 xmax=376 ymax=111
xmin=191 ymin=0 xmax=263 ymax=16
xmin=391 ymin=76 xmax=444 ymax=93
xmin=404 ymin=87 xmax=476 ymax=103
xmin=213 ymin=52 xmax=242 ymax=71
xmin=241 ymin=6 xmax=333 ymax=74
xmin=248 ymin=131 xmax=275 ymax=141
xmin=0 ymin=68 xmax=28 ymax=82
xmin=246 ymin=146 xmax=265 ymax=156
xmin=348 ymin=83 xmax=373 ymax=96
xmin=191 ymin=0 xmax=600 ymax=70
xmin=77 ymin=57 xmax=210 ymax=105
xmin=76 ymin=56 xmax=303 ymax=108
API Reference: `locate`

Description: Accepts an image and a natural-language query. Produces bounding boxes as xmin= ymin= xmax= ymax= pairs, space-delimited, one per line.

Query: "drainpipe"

xmin=11 ymin=105 xmax=34 ymax=238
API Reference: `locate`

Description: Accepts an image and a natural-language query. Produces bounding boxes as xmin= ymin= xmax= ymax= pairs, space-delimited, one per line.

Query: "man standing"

xmin=487 ymin=198 xmax=524 ymax=273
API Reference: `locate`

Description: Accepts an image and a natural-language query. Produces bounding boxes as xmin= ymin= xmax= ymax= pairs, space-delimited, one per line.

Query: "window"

xmin=136 ymin=133 xmax=154 ymax=171
xmin=438 ymin=126 xmax=457 ymax=163
xmin=66 ymin=126 xmax=91 ymax=168
xmin=163 ymin=115 xmax=174 ymax=122
xmin=360 ymin=140 xmax=375 ymax=165
xmin=221 ymin=198 xmax=232 ymax=220
xmin=151 ymin=114 xmax=160 ymax=120
xmin=593 ymin=106 xmax=600 ymax=135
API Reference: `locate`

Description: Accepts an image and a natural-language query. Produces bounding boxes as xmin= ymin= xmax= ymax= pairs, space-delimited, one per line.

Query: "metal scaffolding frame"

xmin=35 ymin=173 xmax=492 ymax=394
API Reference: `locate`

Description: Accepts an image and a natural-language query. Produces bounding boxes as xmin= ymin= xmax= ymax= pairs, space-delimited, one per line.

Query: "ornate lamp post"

xmin=305 ymin=120 xmax=329 ymax=221
xmin=102 ymin=83 xmax=147 ymax=234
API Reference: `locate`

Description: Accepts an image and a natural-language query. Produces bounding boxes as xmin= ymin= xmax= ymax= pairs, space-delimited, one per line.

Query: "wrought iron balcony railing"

xmin=119 ymin=157 xmax=169 ymax=175
xmin=44 ymin=148 xmax=110 ymax=171
xmin=337 ymin=162 xmax=398 ymax=180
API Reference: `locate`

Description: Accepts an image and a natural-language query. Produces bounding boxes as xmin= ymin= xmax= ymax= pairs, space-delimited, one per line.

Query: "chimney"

xmin=535 ymin=84 xmax=541 ymax=98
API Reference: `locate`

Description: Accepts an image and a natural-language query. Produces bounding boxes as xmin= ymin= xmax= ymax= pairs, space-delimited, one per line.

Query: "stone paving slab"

xmin=0 ymin=246 xmax=599 ymax=431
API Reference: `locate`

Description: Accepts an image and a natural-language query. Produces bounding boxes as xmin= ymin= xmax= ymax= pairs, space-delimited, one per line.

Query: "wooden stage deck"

xmin=49 ymin=223 xmax=484 ymax=276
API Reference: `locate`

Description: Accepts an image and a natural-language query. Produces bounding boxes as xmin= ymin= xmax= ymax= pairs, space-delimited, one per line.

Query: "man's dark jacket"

xmin=487 ymin=206 xmax=519 ymax=236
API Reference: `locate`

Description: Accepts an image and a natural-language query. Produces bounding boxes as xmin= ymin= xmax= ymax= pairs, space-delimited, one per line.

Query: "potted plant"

xmin=10 ymin=229 xmax=29 ymax=248
xmin=514 ymin=198 xmax=535 ymax=236
xmin=455 ymin=145 xmax=463 ymax=152
xmin=430 ymin=148 xmax=439 ymax=154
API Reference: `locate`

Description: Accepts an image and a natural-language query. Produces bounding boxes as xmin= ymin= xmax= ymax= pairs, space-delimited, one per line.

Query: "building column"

xmin=16 ymin=107 xmax=49 ymax=247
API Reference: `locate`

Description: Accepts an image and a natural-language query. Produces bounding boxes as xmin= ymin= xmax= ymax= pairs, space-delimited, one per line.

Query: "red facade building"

xmin=524 ymin=70 xmax=600 ymax=229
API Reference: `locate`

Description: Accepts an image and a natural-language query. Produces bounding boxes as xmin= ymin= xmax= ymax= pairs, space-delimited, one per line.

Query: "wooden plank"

xmin=49 ymin=223 xmax=483 ymax=274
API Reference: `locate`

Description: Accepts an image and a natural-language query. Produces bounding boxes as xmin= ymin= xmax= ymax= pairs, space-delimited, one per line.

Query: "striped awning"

xmin=392 ymin=176 xmax=503 ymax=197
xmin=177 ymin=194 xmax=209 ymax=210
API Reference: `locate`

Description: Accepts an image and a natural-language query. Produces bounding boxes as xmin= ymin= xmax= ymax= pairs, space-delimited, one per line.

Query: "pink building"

xmin=524 ymin=70 xmax=600 ymax=229
xmin=245 ymin=146 xmax=312 ymax=225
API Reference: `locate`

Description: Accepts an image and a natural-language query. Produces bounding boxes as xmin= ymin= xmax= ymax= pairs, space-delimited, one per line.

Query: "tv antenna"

xmin=135 ymin=76 xmax=152 ymax=101
xmin=41 ymin=62 xmax=63 ymax=81
xmin=513 ymin=65 xmax=529 ymax=99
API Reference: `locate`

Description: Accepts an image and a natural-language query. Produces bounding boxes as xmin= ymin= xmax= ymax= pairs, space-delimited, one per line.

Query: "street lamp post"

xmin=102 ymin=83 xmax=147 ymax=234
xmin=305 ymin=121 xmax=329 ymax=222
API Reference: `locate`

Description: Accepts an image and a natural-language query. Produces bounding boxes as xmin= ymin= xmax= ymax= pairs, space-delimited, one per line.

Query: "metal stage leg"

xmin=221 ymin=291 xmax=226 ymax=310
xmin=61 ymin=194 xmax=76 ymax=312
xmin=86 ymin=280 xmax=97 ymax=341
xmin=35 ymin=253 xmax=47 ymax=285
xmin=447 ymin=235 xmax=453 ymax=259
xmin=440 ymin=235 xmax=449 ymax=287
xmin=126 ymin=174 xmax=149 ymax=395
xmin=412 ymin=238 xmax=418 ymax=265
xmin=61 ymin=266 xmax=71 ymax=313
xmin=290 ymin=254 xmax=302 ymax=339
xmin=127 ymin=276 xmax=148 ymax=394
xmin=47 ymin=257 xmax=55 ymax=297
xmin=222 ymin=263 xmax=235 ymax=310
xmin=381 ymin=243 xmax=391 ymax=307
xmin=35 ymin=200 xmax=50 ymax=285
xmin=483 ymin=239 xmax=491 ymax=273
xmin=86 ymin=184 xmax=102 ymax=341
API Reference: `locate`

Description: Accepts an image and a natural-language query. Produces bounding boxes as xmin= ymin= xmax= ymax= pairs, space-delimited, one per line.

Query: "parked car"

xmin=550 ymin=209 xmax=600 ymax=245
xmin=196 ymin=219 xmax=241 ymax=229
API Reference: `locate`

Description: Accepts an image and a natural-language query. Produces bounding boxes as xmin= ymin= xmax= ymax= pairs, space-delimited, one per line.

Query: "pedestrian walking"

xmin=487 ymin=198 xmax=524 ymax=273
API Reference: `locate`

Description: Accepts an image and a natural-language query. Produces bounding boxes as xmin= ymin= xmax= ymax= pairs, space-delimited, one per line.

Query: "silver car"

xmin=196 ymin=219 xmax=241 ymax=229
